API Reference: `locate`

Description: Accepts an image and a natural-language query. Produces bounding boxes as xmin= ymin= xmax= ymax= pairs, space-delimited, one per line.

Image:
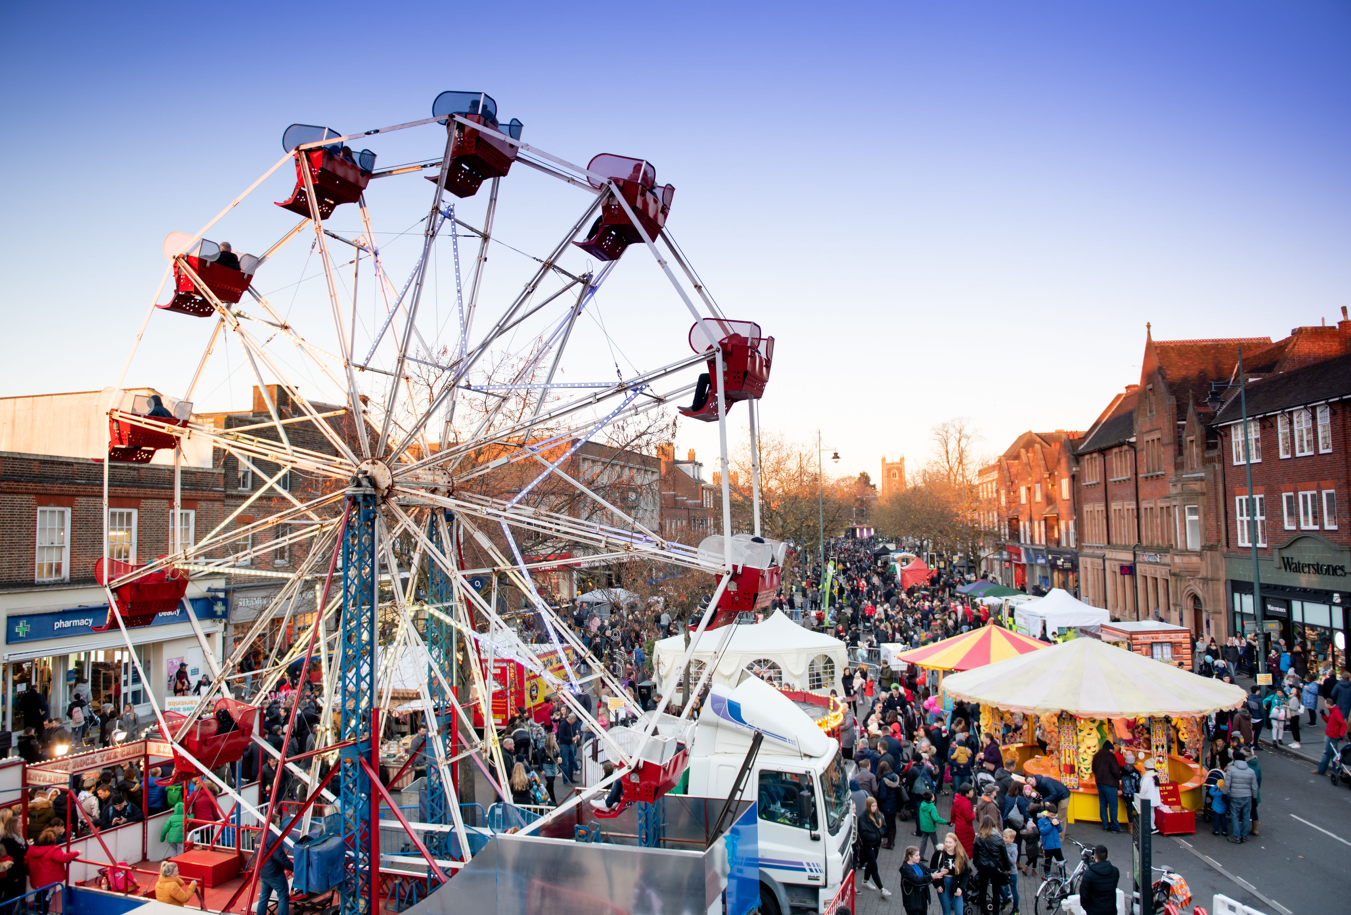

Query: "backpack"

xmin=103 ymin=863 xmax=136 ymax=893
xmin=1120 ymin=769 xmax=1140 ymax=798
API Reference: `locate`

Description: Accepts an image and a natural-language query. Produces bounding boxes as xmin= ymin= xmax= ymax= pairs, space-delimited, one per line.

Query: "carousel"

xmin=941 ymin=637 xmax=1246 ymax=824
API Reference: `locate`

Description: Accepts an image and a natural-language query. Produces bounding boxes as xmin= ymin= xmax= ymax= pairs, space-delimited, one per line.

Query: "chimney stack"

xmin=656 ymin=442 xmax=674 ymax=475
xmin=1340 ymin=307 xmax=1351 ymax=355
xmin=687 ymin=449 xmax=696 ymax=462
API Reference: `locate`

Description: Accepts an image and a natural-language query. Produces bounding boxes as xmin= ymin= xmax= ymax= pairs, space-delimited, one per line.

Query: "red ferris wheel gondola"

xmin=429 ymin=91 xmax=523 ymax=199
xmin=573 ymin=154 xmax=674 ymax=262
xmin=678 ymin=319 xmax=774 ymax=423
xmin=158 ymin=234 xmax=260 ymax=318
xmin=276 ymin=124 xmax=377 ymax=220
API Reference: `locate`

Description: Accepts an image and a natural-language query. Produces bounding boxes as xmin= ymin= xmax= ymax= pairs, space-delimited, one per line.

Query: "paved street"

xmin=854 ymin=742 xmax=1348 ymax=915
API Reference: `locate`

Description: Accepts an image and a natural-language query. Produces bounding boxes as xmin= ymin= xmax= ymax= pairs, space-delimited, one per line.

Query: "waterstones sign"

xmin=1278 ymin=556 xmax=1347 ymax=577
xmin=1228 ymin=534 xmax=1351 ymax=590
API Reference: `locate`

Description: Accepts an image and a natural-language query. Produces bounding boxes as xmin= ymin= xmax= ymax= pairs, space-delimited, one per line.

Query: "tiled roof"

xmin=1212 ymin=351 xmax=1351 ymax=425
xmin=1152 ymin=337 xmax=1271 ymax=422
xmin=1076 ymin=389 xmax=1139 ymax=454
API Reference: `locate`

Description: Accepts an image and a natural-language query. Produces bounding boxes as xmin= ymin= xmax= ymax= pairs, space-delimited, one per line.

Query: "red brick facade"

xmin=0 ymin=453 xmax=224 ymax=588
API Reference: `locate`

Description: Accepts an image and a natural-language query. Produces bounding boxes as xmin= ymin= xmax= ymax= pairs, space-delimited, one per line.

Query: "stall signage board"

xmin=1256 ymin=673 xmax=1273 ymax=686
xmin=27 ymin=742 xmax=150 ymax=784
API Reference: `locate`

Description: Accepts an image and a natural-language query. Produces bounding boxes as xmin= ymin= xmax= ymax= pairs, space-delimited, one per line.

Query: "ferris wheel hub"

xmin=355 ymin=459 xmax=394 ymax=501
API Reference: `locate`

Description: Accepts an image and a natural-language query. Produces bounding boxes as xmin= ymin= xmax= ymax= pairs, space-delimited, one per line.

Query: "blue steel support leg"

xmin=425 ymin=509 xmax=454 ymax=856
xmin=340 ymin=494 xmax=377 ymax=915
xmin=637 ymin=798 xmax=665 ymax=848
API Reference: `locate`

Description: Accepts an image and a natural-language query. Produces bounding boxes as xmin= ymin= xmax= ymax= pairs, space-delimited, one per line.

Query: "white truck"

xmin=684 ymin=677 xmax=855 ymax=915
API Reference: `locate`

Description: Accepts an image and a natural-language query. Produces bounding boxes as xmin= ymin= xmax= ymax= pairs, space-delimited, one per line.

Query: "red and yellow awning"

xmin=892 ymin=624 xmax=1048 ymax=672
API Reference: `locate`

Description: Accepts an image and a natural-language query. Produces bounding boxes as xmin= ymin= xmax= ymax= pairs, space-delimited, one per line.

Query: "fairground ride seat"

xmin=677 ymin=319 xmax=773 ymax=422
xmin=429 ymin=91 xmax=523 ymax=199
xmin=276 ymin=124 xmax=376 ymax=220
xmin=590 ymin=741 xmax=690 ymax=819
xmin=94 ymin=558 xmax=189 ymax=630
xmin=159 ymin=234 xmax=260 ymax=317
xmin=573 ymin=154 xmax=675 ymax=262
xmin=107 ymin=390 xmax=191 ymax=463
xmin=164 ymin=698 xmax=259 ymax=780
xmin=690 ymin=534 xmax=787 ymax=630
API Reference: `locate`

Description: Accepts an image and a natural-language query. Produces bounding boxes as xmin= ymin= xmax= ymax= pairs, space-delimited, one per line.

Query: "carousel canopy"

xmin=891 ymin=623 xmax=1048 ymax=672
xmin=940 ymin=636 xmax=1246 ymax=718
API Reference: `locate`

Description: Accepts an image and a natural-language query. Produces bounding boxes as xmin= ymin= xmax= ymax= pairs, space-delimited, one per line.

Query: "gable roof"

xmin=1076 ymin=388 xmax=1139 ymax=454
xmin=1212 ymin=351 xmax=1351 ymax=425
xmin=1147 ymin=336 xmax=1271 ymax=422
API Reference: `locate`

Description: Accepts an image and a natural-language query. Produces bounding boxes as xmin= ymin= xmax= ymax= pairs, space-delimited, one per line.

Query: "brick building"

xmin=657 ymin=444 xmax=716 ymax=542
xmin=0 ymin=391 xmax=228 ymax=731
xmin=995 ymin=431 xmax=1081 ymax=593
xmin=1213 ymin=349 xmax=1351 ymax=665
xmin=1075 ymin=317 xmax=1351 ymax=645
xmin=198 ymin=385 xmax=365 ymax=653
xmin=976 ymin=463 xmax=1000 ymax=580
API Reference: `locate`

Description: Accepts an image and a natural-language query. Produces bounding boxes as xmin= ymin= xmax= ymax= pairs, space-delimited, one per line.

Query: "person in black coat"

xmin=256 ymin=823 xmax=293 ymax=915
xmin=898 ymin=846 xmax=932 ymax=915
xmin=1078 ymin=845 xmax=1120 ymax=915
xmin=972 ymin=816 xmax=1007 ymax=914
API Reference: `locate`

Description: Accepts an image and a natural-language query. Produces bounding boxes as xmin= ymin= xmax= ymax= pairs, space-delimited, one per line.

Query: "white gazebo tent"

xmin=653 ymin=611 xmax=847 ymax=698
xmin=1013 ymin=588 xmax=1109 ymax=637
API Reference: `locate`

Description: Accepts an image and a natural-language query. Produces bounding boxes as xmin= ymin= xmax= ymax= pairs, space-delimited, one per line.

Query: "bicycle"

xmin=1033 ymin=838 xmax=1094 ymax=915
xmin=1147 ymin=864 xmax=1194 ymax=914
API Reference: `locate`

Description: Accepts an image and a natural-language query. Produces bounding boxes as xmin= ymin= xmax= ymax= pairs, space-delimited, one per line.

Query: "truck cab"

xmin=683 ymin=677 xmax=854 ymax=915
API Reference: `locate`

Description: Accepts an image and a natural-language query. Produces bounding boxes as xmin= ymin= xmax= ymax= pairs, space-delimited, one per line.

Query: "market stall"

xmin=653 ymin=610 xmax=847 ymax=698
xmin=1011 ymin=587 xmax=1109 ymax=637
xmin=1100 ymin=620 xmax=1193 ymax=669
xmin=890 ymin=623 xmax=1048 ymax=672
xmin=941 ymin=637 xmax=1245 ymax=823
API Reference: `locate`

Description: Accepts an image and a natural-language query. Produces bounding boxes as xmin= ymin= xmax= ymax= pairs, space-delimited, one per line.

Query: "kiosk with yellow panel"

xmin=942 ymin=637 xmax=1244 ymax=824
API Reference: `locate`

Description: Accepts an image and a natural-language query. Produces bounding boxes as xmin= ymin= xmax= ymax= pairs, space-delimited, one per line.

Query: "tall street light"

xmin=817 ymin=430 xmax=840 ymax=573
xmin=1208 ymin=347 xmax=1266 ymax=693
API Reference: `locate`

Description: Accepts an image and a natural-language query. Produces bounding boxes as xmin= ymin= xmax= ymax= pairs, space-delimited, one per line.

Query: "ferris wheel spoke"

xmin=298 ymin=156 xmax=372 ymax=460
xmin=387 ymin=502 xmax=632 ymax=767
xmin=243 ymin=286 xmax=357 ymax=399
xmin=396 ymin=357 xmax=702 ymax=480
xmin=193 ymin=489 xmax=344 ymax=561
xmin=176 ymin=258 xmax=360 ymax=467
xmin=446 ymin=511 xmax=638 ymax=706
xmin=459 ymin=177 xmax=499 ymax=364
xmin=376 ymin=130 xmax=457 ymax=457
xmin=388 ymin=193 xmax=609 ymax=467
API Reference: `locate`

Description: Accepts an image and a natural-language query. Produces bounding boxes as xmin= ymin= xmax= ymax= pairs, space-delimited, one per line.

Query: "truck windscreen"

xmin=821 ymin=751 xmax=852 ymax=835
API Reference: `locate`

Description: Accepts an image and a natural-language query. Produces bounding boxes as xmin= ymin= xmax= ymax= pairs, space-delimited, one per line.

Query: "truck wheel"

xmin=759 ymin=883 xmax=782 ymax=915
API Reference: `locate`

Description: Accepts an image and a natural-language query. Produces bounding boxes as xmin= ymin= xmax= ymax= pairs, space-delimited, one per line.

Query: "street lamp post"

xmin=1209 ymin=348 xmax=1266 ymax=693
xmin=816 ymin=430 xmax=839 ymax=574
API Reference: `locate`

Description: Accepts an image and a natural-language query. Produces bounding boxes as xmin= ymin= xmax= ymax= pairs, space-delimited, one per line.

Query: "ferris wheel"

xmin=98 ymin=90 xmax=782 ymax=909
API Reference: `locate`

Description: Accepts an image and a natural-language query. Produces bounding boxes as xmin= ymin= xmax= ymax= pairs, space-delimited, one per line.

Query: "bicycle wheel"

xmin=1034 ymin=876 xmax=1066 ymax=915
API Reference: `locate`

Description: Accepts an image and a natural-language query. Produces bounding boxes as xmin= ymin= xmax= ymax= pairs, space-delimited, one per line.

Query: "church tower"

xmin=880 ymin=455 xmax=906 ymax=501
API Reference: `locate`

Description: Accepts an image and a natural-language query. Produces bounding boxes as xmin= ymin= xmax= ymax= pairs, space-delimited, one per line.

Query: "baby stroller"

xmin=1200 ymin=768 xmax=1224 ymax=823
xmin=1330 ymin=744 xmax=1351 ymax=788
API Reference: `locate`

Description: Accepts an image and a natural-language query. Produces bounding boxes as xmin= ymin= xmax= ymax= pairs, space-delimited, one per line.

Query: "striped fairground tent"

xmin=940 ymin=636 xmax=1247 ymax=718
xmin=891 ymin=623 xmax=1048 ymax=672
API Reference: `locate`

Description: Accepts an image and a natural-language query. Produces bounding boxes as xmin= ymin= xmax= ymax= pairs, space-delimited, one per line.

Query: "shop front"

xmin=1026 ymin=549 xmax=1049 ymax=593
xmin=1005 ymin=545 xmax=1025 ymax=590
xmin=1047 ymin=550 xmax=1079 ymax=595
xmin=1 ymin=590 xmax=226 ymax=731
xmin=1227 ymin=534 xmax=1349 ymax=673
xmin=229 ymin=582 xmax=318 ymax=657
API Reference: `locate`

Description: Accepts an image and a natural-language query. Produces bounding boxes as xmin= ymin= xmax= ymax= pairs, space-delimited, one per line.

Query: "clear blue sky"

xmin=3 ymin=1 xmax=1348 ymax=479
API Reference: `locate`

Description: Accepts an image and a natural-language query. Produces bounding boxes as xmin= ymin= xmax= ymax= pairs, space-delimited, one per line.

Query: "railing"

xmin=7 ymin=883 xmax=62 ymax=915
